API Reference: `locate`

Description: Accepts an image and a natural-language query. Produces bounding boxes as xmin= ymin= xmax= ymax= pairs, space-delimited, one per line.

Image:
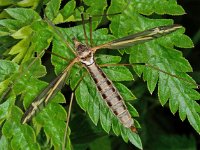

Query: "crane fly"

xmin=21 ymin=12 xmax=182 ymax=133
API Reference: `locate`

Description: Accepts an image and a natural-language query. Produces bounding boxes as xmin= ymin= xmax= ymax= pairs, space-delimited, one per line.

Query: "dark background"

xmin=179 ymin=0 xmax=200 ymax=74
xmin=176 ymin=0 xmax=200 ymax=148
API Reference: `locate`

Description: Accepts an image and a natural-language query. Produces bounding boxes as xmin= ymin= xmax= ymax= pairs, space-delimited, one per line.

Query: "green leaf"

xmin=0 ymin=0 xmax=16 ymax=6
xmin=5 ymin=8 xmax=40 ymax=22
xmin=75 ymin=79 xmax=90 ymax=111
xmin=2 ymin=106 xmax=40 ymax=150
xmin=17 ymin=0 xmax=40 ymax=8
xmin=115 ymin=83 xmax=136 ymax=101
xmin=100 ymin=104 xmax=112 ymax=133
xmin=9 ymin=38 xmax=31 ymax=63
xmin=108 ymin=0 xmax=185 ymax=16
xmin=143 ymin=64 xmax=158 ymax=94
xmin=0 ymin=60 xmax=19 ymax=82
xmin=0 ymin=135 xmax=10 ymax=150
xmin=127 ymin=131 xmax=142 ymax=149
xmin=102 ymin=66 xmax=133 ymax=81
xmin=106 ymin=1 xmax=200 ymax=134
xmin=11 ymin=25 xmax=33 ymax=39
xmin=68 ymin=64 xmax=85 ymax=90
xmin=0 ymin=19 xmax=24 ymax=31
xmin=35 ymin=102 xmax=67 ymax=148
xmin=126 ymin=103 xmax=139 ymax=117
xmin=12 ymin=59 xmax=46 ymax=94
xmin=133 ymin=0 xmax=185 ymax=15
xmin=45 ymin=0 xmax=62 ymax=21
xmin=96 ymin=54 xmax=121 ymax=65
xmin=60 ymin=0 xmax=76 ymax=20
xmin=31 ymin=21 xmax=53 ymax=53
xmin=1 ymin=8 xmax=50 ymax=64
xmin=84 ymin=0 xmax=107 ymax=15
xmin=172 ymin=33 xmax=194 ymax=48
xmin=0 ymin=94 xmax=15 ymax=124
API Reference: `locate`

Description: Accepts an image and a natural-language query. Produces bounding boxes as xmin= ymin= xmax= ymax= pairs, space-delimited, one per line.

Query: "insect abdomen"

xmin=86 ymin=63 xmax=136 ymax=131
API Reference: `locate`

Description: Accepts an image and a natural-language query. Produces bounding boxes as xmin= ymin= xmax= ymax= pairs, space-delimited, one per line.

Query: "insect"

xmin=1 ymin=1 xmax=199 ymax=149
xmin=20 ymin=14 xmax=181 ymax=134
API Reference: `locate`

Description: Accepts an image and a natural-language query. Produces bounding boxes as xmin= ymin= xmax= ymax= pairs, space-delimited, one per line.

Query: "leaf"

xmin=59 ymin=0 xmax=76 ymax=21
xmin=17 ymin=0 xmax=40 ymax=8
xmin=115 ymin=83 xmax=136 ymax=101
xmin=11 ymin=25 xmax=33 ymax=39
xmin=5 ymin=8 xmax=40 ymax=23
xmin=45 ymin=0 xmax=62 ymax=21
xmin=75 ymin=79 xmax=90 ymax=111
xmin=31 ymin=21 xmax=53 ymax=53
xmin=95 ymin=54 xmax=121 ymax=65
xmin=0 ymin=19 xmax=24 ymax=31
xmin=35 ymin=102 xmax=67 ymax=148
xmin=132 ymin=0 xmax=185 ymax=15
xmin=126 ymin=103 xmax=139 ymax=117
xmin=0 ymin=135 xmax=10 ymax=150
xmin=1 ymin=8 xmax=50 ymax=64
xmin=102 ymin=66 xmax=133 ymax=81
xmin=0 ymin=94 xmax=15 ymax=124
xmin=12 ymin=59 xmax=46 ymax=96
xmin=9 ymin=38 xmax=32 ymax=63
xmin=0 ymin=60 xmax=19 ymax=98
xmin=0 ymin=0 xmax=16 ymax=6
xmin=100 ymin=104 xmax=112 ymax=133
xmin=0 ymin=60 xmax=19 ymax=82
xmin=2 ymin=106 xmax=40 ymax=150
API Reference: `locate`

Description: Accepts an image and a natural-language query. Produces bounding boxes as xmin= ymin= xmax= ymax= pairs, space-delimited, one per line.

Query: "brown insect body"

xmin=74 ymin=39 xmax=136 ymax=131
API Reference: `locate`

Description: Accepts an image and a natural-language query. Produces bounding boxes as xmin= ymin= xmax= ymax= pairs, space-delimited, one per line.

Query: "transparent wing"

xmin=21 ymin=58 xmax=78 ymax=124
xmin=92 ymin=24 xmax=181 ymax=51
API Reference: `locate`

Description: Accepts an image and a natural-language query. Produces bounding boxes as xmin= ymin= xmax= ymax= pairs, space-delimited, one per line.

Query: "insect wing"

xmin=21 ymin=71 xmax=68 ymax=124
xmin=92 ymin=24 xmax=181 ymax=51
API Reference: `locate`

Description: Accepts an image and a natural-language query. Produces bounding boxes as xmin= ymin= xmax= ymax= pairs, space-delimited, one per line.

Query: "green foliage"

xmin=0 ymin=0 xmax=199 ymax=149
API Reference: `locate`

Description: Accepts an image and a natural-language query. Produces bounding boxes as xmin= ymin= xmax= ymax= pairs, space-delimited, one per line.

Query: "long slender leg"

xmin=62 ymin=71 xmax=88 ymax=149
xmin=62 ymin=92 xmax=74 ymax=150
xmin=80 ymin=12 xmax=126 ymax=47
xmin=89 ymin=16 xmax=93 ymax=47
xmin=99 ymin=63 xmax=200 ymax=88
xmin=44 ymin=15 xmax=76 ymax=55
xmin=81 ymin=13 xmax=89 ymax=46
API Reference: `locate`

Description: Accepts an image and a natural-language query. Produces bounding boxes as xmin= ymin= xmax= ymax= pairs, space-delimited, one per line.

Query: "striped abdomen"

xmin=85 ymin=62 xmax=136 ymax=132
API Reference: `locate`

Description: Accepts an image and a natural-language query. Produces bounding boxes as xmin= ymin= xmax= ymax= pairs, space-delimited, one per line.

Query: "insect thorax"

xmin=74 ymin=40 xmax=94 ymax=66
